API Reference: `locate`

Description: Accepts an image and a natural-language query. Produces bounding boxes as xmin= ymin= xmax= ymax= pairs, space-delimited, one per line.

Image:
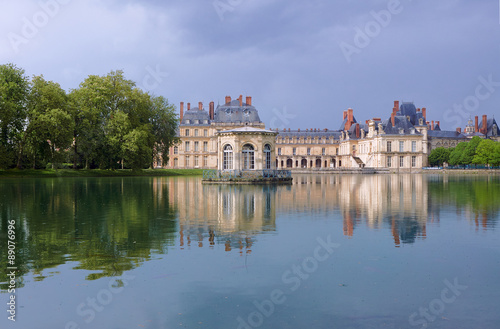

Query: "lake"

xmin=1 ymin=174 xmax=499 ymax=329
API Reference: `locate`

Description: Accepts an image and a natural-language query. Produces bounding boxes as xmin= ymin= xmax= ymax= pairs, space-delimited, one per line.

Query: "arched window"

xmin=223 ymin=144 xmax=233 ymax=170
xmin=264 ymin=144 xmax=271 ymax=169
xmin=242 ymin=144 xmax=255 ymax=170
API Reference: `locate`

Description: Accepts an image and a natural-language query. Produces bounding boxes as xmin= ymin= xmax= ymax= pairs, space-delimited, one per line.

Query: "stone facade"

xmin=161 ymin=96 xmax=499 ymax=170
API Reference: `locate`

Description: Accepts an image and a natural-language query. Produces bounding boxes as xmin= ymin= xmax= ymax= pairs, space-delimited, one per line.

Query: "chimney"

xmin=288 ymin=128 xmax=291 ymax=132
xmin=365 ymin=120 xmax=369 ymax=124
xmin=209 ymin=101 xmax=214 ymax=120
xmin=225 ymin=96 xmax=231 ymax=104
xmin=393 ymin=107 xmax=397 ymax=114
xmin=456 ymin=127 xmax=462 ymax=133
xmin=394 ymin=100 xmax=399 ymax=111
xmin=246 ymin=96 xmax=252 ymax=106
xmin=436 ymin=121 xmax=440 ymax=128
xmin=417 ymin=108 xmax=421 ymax=112
xmin=238 ymin=95 xmax=243 ymax=107
xmin=482 ymin=115 xmax=487 ymax=134
xmin=187 ymin=102 xmax=191 ymax=111
xmin=373 ymin=118 xmax=381 ymax=121
xmin=391 ymin=112 xmax=395 ymax=127
xmin=346 ymin=108 xmax=354 ymax=130
xmin=180 ymin=102 xmax=184 ymax=121
xmin=422 ymin=107 xmax=426 ymax=120
xmin=343 ymin=110 xmax=347 ymax=121
xmin=431 ymin=120 xmax=434 ymax=130
xmin=355 ymin=123 xmax=360 ymax=138
xmin=298 ymin=128 xmax=300 ymax=132
xmin=198 ymin=102 xmax=203 ymax=110
xmin=475 ymin=116 xmax=479 ymax=132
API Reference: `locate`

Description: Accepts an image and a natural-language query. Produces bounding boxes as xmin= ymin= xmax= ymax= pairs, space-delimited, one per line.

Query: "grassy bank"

xmin=0 ymin=168 xmax=204 ymax=178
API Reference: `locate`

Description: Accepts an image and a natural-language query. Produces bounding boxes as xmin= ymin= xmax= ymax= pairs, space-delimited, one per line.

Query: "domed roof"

xmin=213 ymin=100 xmax=261 ymax=124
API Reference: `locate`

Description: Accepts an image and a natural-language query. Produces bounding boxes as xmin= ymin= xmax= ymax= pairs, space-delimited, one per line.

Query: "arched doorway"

xmin=242 ymin=144 xmax=255 ymax=170
xmin=264 ymin=144 xmax=271 ymax=169
xmin=286 ymin=158 xmax=293 ymax=168
xmin=316 ymin=159 xmax=322 ymax=168
xmin=301 ymin=158 xmax=307 ymax=168
xmin=223 ymin=144 xmax=233 ymax=170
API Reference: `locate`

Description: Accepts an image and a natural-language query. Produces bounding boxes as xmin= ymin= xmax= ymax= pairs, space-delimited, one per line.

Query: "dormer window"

xmin=194 ymin=120 xmax=199 ymax=124
xmin=419 ymin=118 xmax=423 ymax=125
xmin=399 ymin=128 xmax=404 ymax=134
xmin=185 ymin=119 xmax=190 ymax=124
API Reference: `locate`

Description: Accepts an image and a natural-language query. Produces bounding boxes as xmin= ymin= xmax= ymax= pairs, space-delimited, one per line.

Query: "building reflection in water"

xmin=278 ymin=174 xmax=429 ymax=247
xmin=167 ymin=177 xmax=277 ymax=254
xmin=165 ymin=174 xmax=498 ymax=251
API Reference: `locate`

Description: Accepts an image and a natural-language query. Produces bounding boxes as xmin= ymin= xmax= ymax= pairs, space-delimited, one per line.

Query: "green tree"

xmin=448 ymin=142 xmax=467 ymax=166
xmin=429 ymin=147 xmax=451 ymax=167
xmin=460 ymin=136 xmax=482 ymax=165
xmin=106 ymin=111 xmax=131 ymax=169
xmin=150 ymin=96 xmax=179 ymax=167
xmin=492 ymin=143 xmax=500 ymax=167
xmin=19 ymin=75 xmax=70 ymax=168
xmin=36 ymin=108 xmax=74 ymax=168
xmin=0 ymin=63 xmax=29 ymax=168
xmin=472 ymin=139 xmax=496 ymax=165
xmin=122 ymin=126 xmax=152 ymax=170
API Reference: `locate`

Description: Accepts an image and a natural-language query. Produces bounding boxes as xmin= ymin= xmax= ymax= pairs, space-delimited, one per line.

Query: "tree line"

xmin=429 ymin=136 xmax=500 ymax=167
xmin=0 ymin=63 xmax=179 ymax=170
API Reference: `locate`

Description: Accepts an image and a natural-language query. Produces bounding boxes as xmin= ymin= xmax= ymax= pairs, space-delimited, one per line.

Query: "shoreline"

xmin=0 ymin=169 xmax=204 ymax=179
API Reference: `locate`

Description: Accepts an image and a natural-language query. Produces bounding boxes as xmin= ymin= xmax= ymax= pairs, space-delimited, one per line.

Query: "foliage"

xmin=0 ymin=64 xmax=178 ymax=170
xmin=428 ymin=147 xmax=451 ymax=166
xmin=436 ymin=137 xmax=500 ymax=167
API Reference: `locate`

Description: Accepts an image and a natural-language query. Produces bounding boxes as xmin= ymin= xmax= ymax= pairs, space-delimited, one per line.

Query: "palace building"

xmin=161 ymin=95 xmax=499 ymax=170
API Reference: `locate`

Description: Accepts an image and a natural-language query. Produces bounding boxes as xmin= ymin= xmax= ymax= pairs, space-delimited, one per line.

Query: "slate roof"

xmin=218 ymin=127 xmax=276 ymax=134
xmin=213 ymin=100 xmax=262 ymax=124
xmin=382 ymin=116 xmax=422 ymax=135
xmin=276 ymin=130 xmax=342 ymax=140
xmin=181 ymin=107 xmax=210 ymax=125
xmin=427 ymin=130 xmax=467 ymax=139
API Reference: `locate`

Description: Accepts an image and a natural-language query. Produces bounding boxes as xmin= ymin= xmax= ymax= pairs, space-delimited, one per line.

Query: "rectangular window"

xmin=400 ymin=156 xmax=404 ymax=167
xmin=387 ymin=156 xmax=392 ymax=167
xmin=322 ymin=148 xmax=325 ymax=155
xmin=293 ymin=148 xmax=296 ymax=156
xmin=185 ymin=129 xmax=190 ymax=137
xmin=399 ymin=141 xmax=404 ymax=152
xmin=307 ymin=148 xmax=311 ymax=155
xmin=412 ymin=141 xmax=416 ymax=152
xmin=194 ymin=156 xmax=199 ymax=167
xmin=194 ymin=129 xmax=199 ymax=137
xmin=204 ymin=129 xmax=208 ymax=137
xmin=194 ymin=141 xmax=199 ymax=152
xmin=185 ymin=141 xmax=190 ymax=152
xmin=203 ymin=156 xmax=208 ymax=167
xmin=411 ymin=156 xmax=416 ymax=167
xmin=387 ymin=141 xmax=392 ymax=152
xmin=203 ymin=141 xmax=208 ymax=152
xmin=185 ymin=156 xmax=190 ymax=167
xmin=173 ymin=146 xmax=178 ymax=154
xmin=278 ymin=148 xmax=282 ymax=155
xmin=336 ymin=148 xmax=339 ymax=155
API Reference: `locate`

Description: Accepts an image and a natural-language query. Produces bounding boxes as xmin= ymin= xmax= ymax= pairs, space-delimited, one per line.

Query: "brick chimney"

xmin=482 ymin=115 xmax=487 ymax=134
xmin=417 ymin=108 xmax=421 ymax=112
xmin=355 ymin=123 xmax=360 ymax=138
xmin=198 ymin=102 xmax=203 ymax=110
xmin=187 ymin=102 xmax=191 ymax=111
xmin=298 ymin=128 xmax=300 ymax=132
xmin=180 ymin=102 xmax=184 ymax=121
xmin=422 ymin=107 xmax=426 ymax=120
xmin=225 ymin=96 xmax=231 ymax=104
xmin=238 ymin=95 xmax=243 ymax=107
xmin=209 ymin=102 xmax=214 ymax=120
xmin=456 ymin=127 xmax=462 ymax=133
xmin=343 ymin=110 xmax=347 ymax=121
xmin=431 ymin=120 xmax=434 ymax=130
xmin=391 ymin=112 xmax=395 ymax=127
xmin=393 ymin=107 xmax=397 ymax=114
xmin=346 ymin=108 xmax=354 ymax=130
xmin=475 ymin=116 xmax=479 ymax=132
xmin=246 ymin=96 xmax=252 ymax=106
xmin=288 ymin=128 xmax=291 ymax=132
xmin=394 ymin=100 xmax=399 ymax=111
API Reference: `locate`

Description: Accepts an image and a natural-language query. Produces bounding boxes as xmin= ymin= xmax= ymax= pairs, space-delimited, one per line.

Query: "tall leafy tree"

xmin=473 ymin=139 xmax=498 ymax=165
xmin=460 ymin=136 xmax=482 ymax=165
xmin=149 ymin=96 xmax=179 ymax=167
xmin=448 ymin=142 xmax=467 ymax=166
xmin=19 ymin=75 xmax=70 ymax=168
xmin=429 ymin=147 xmax=451 ymax=167
xmin=0 ymin=63 xmax=29 ymax=168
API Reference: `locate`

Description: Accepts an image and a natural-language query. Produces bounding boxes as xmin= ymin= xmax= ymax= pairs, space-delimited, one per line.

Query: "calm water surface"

xmin=1 ymin=174 xmax=499 ymax=329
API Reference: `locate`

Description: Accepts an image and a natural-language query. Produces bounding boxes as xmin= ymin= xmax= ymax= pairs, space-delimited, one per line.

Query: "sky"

xmin=1 ymin=0 xmax=499 ymax=131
